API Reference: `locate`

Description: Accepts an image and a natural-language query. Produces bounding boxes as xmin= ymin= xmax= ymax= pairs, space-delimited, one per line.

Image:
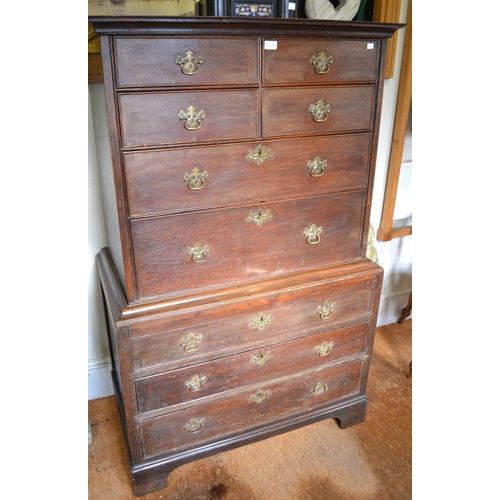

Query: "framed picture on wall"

xmin=230 ymin=0 xmax=277 ymax=17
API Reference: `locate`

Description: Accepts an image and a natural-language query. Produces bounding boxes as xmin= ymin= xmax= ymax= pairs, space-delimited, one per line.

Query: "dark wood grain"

xmin=92 ymin=16 xmax=402 ymax=497
xmin=262 ymin=38 xmax=378 ymax=84
xmin=124 ymin=134 xmax=371 ymax=217
xmin=115 ymin=36 xmax=259 ymax=88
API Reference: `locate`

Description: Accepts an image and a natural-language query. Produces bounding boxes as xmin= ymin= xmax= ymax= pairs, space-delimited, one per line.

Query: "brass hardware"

xmin=179 ymin=105 xmax=205 ymax=130
xmin=246 ymin=144 xmax=273 ymax=165
xmin=250 ymin=314 xmax=272 ymax=330
xmin=317 ymin=301 xmax=334 ymax=320
xmin=181 ymin=332 xmax=203 ymax=352
xmin=184 ymin=166 xmax=208 ymax=190
xmin=315 ymin=341 xmax=334 ymax=356
xmin=249 ymin=389 xmax=271 ymax=404
xmin=176 ymin=50 xmax=203 ymax=75
xmin=307 ymin=157 xmax=328 ymax=177
xmin=309 ymin=100 xmax=331 ymax=122
xmin=311 ymin=50 xmax=333 ymax=74
xmin=311 ymin=382 xmax=328 ymax=394
xmin=250 ymin=351 xmax=272 ymax=366
xmin=186 ymin=242 xmax=209 ymax=263
xmin=185 ymin=417 xmax=205 ymax=433
xmin=303 ymin=223 xmax=323 ymax=244
xmin=247 ymin=208 xmax=273 ymax=226
xmin=185 ymin=374 xmax=207 ymax=392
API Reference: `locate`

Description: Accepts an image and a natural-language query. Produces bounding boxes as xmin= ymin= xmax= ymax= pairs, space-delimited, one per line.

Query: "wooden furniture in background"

xmin=90 ymin=16 xmax=401 ymax=496
xmin=377 ymin=0 xmax=411 ymax=241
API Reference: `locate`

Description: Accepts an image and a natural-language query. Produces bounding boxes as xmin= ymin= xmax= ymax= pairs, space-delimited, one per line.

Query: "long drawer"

xmin=136 ymin=322 xmax=368 ymax=413
xmin=131 ymin=191 xmax=365 ymax=299
xmin=140 ymin=359 xmax=363 ymax=458
xmin=130 ymin=267 xmax=377 ymax=372
xmin=262 ymin=86 xmax=373 ymax=137
xmin=124 ymin=134 xmax=371 ymax=217
xmin=119 ymin=89 xmax=259 ymax=147
xmin=262 ymin=38 xmax=378 ymax=84
xmin=114 ymin=37 xmax=259 ymax=88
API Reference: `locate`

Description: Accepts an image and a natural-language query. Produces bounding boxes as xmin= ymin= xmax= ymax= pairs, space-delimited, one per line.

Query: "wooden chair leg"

xmin=397 ymin=292 xmax=412 ymax=324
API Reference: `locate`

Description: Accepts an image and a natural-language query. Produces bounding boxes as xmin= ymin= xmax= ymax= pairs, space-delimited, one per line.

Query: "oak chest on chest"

xmin=90 ymin=16 xmax=400 ymax=496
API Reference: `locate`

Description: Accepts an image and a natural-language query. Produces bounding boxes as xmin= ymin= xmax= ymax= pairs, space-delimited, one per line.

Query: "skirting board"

xmin=87 ymin=289 xmax=412 ymax=401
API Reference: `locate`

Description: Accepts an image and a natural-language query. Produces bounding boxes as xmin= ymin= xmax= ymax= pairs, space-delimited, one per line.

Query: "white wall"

xmin=87 ymin=1 xmax=412 ymax=399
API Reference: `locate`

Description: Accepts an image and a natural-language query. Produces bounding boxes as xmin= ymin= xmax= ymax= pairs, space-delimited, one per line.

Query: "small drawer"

xmin=114 ymin=37 xmax=259 ymax=88
xmin=140 ymin=359 xmax=363 ymax=458
xmin=136 ymin=322 xmax=368 ymax=413
xmin=131 ymin=191 xmax=365 ymax=300
xmin=262 ymin=86 xmax=373 ymax=138
xmin=119 ymin=90 xmax=259 ymax=148
xmin=124 ymin=134 xmax=371 ymax=217
xmin=262 ymin=38 xmax=378 ymax=84
xmin=130 ymin=268 xmax=378 ymax=371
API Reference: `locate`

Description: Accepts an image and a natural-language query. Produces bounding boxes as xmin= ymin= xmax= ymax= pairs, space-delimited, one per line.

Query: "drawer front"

xmin=131 ymin=191 xmax=365 ymax=299
xmin=262 ymin=38 xmax=378 ymax=84
xmin=136 ymin=322 xmax=368 ymax=413
xmin=140 ymin=359 xmax=363 ymax=458
xmin=131 ymin=270 xmax=376 ymax=371
xmin=115 ymin=37 xmax=259 ymax=87
xmin=124 ymin=134 xmax=371 ymax=217
xmin=119 ymin=90 xmax=259 ymax=147
xmin=262 ymin=86 xmax=373 ymax=137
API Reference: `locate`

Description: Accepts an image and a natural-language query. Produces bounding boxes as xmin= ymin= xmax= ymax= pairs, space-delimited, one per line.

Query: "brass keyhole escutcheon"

xmin=184 ymin=166 xmax=208 ymax=191
xmin=249 ymin=314 xmax=272 ymax=330
xmin=246 ymin=144 xmax=273 ymax=165
xmin=179 ymin=105 xmax=205 ymax=130
xmin=247 ymin=208 xmax=273 ymax=226
xmin=309 ymin=100 xmax=331 ymax=122
xmin=250 ymin=351 xmax=272 ymax=366
xmin=176 ymin=50 xmax=203 ymax=75
xmin=249 ymin=389 xmax=271 ymax=404
xmin=303 ymin=223 xmax=323 ymax=245
xmin=311 ymin=50 xmax=333 ymax=74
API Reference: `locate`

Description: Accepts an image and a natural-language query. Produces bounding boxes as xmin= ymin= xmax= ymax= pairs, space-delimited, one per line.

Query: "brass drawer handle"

xmin=181 ymin=332 xmax=203 ymax=352
xmin=317 ymin=301 xmax=334 ymax=320
xmin=184 ymin=166 xmax=208 ymax=190
xmin=307 ymin=156 xmax=327 ymax=177
xmin=246 ymin=144 xmax=273 ymax=165
xmin=185 ymin=417 xmax=205 ymax=433
xmin=303 ymin=223 xmax=323 ymax=245
xmin=176 ymin=50 xmax=203 ymax=75
xmin=249 ymin=314 xmax=272 ymax=330
xmin=185 ymin=374 xmax=207 ymax=392
xmin=247 ymin=208 xmax=273 ymax=226
xmin=250 ymin=351 xmax=272 ymax=366
xmin=309 ymin=100 xmax=331 ymax=122
xmin=179 ymin=105 xmax=205 ymax=130
xmin=311 ymin=382 xmax=328 ymax=395
xmin=249 ymin=389 xmax=271 ymax=404
xmin=186 ymin=242 xmax=209 ymax=263
xmin=311 ymin=50 xmax=333 ymax=74
xmin=315 ymin=341 xmax=334 ymax=356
